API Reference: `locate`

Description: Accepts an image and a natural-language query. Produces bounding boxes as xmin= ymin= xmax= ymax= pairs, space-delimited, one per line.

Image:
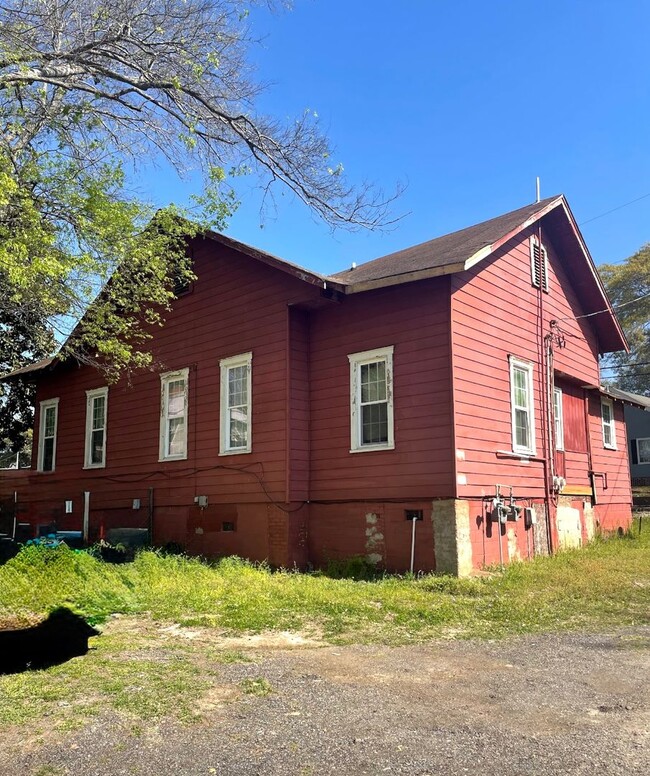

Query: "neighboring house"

xmin=0 ymin=195 xmax=634 ymax=575
xmin=604 ymin=387 xmax=650 ymax=483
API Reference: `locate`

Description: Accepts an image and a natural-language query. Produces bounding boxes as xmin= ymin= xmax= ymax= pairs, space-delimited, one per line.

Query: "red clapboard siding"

xmin=452 ymin=224 xmax=601 ymax=501
xmin=588 ymin=395 xmax=632 ymax=504
xmin=30 ymin=239 xmax=323 ymax=512
xmin=287 ymin=307 xmax=310 ymax=502
xmin=308 ymin=277 xmax=455 ymax=501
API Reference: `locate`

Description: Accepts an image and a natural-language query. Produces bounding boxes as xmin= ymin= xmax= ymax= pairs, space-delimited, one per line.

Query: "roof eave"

xmin=0 ymin=357 xmax=56 ymax=382
xmin=555 ymin=199 xmax=629 ymax=355
xmin=343 ymin=262 xmax=466 ymax=294
xmin=205 ymin=231 xmax=346 ymax=293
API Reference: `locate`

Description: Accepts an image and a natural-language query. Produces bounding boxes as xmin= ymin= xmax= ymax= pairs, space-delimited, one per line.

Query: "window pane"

xmin=44 ymin=406 xmax=56 ymax=437
xmin=91 ymin=429 xmax=104 ymax=464
xmin=167 ymin=416 xmax=185 ymax=456
xmin=361 ymin=361 xmax=386 ymax=403
xmin=602 ymin=402 xmax=612 ymax=424
xmin=554 ymin=390 xmax=563 ymax=449
xmin=167 ymin=380 xmax=185 ymax=418
xmin=362 ymin=402 xmax=388 ymax=444
xmin=229 ymin=406 xmax=248 ymax=447
xmin=42 ymin=438 xmax=54 ymax=471
xmin=513 ymin=368 xmax=528 ymax=408
xmin=603 ymin=423 xmax=612 ymax=448
xmin=228 ymin=366 xmax=247 ymax=408
xmin=92 ymin=396 xmax=105 ymax=430
xmin=515 ymin=408 xmax=529 ymax=449
xmin=639 ymin=439 xmax=650 ymax=463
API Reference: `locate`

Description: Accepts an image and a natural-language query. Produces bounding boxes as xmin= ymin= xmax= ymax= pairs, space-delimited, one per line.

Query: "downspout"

xmin=584 ymin=392 xmax=595 ymax=504
xmin=538 ymin=223 xmax=554 ymax=555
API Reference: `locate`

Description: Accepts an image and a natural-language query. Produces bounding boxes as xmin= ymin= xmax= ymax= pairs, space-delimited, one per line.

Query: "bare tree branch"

xmin=0 ymin=0 xmax=400 ymax=229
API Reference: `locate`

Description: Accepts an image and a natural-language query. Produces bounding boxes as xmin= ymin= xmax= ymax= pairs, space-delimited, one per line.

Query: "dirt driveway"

xmin=3 ymin=625 xmax=650 ymax=776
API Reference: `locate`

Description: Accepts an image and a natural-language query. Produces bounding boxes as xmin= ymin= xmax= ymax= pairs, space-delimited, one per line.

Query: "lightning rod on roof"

xmin=536 ymin=177 xmax=541 ymax=203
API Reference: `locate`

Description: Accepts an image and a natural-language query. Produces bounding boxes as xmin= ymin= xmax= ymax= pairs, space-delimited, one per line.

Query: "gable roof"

xmin=331 ymin=196 xmax=562 ymax=289
xmin=0 ymin=194 xmax=628 ymax=383
xmin=330 ymin=194 xmax=627 ymax=354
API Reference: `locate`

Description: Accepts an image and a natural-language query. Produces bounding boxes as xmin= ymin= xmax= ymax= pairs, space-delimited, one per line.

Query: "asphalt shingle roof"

xmin=331 ymin=196 xmax=561 ymax=285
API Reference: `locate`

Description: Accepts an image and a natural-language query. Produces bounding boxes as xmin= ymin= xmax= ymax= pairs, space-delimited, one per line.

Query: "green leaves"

xmin=601 ymin=246 xmax=650 ymax=396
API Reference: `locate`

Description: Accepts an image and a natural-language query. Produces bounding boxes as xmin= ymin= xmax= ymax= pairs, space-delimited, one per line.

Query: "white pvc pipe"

xmin=410 ymin=517 xmax=417 ymax=574
xmin=83 ymin=491 xmax=90 ymax=544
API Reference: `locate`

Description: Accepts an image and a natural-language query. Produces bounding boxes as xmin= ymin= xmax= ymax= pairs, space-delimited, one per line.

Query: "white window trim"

xmin=553 ymin=386 xmax=564 ymax=451
xmin=37 ymin=398 xmax=59 ymax=472
xmin=637 ymin=437 xmax=650 ymax=465
xmin=530 ymin=235 xmax=549 ymax=292
xmin=509 ymin=356 xmax=536 ymax=456
xmin=348 ymin=345 xmax=395 ymax=453
xmin=84 ymin=387 xmax=108 ymax=469
xmin=219 ymin=352 xmax=252 ymax=455
xmin=159 ymin=368 xmax=189 ymax=461
xmin=601 ymin=397 xmax=616 ymax=450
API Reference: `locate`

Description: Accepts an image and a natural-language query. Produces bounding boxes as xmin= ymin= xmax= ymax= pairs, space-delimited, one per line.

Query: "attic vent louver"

xmin=530 ymin=236 xmax=549 ymax=292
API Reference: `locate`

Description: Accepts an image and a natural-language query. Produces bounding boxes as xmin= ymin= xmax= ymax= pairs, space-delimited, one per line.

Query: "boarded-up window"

xmin=556 ymin=381 xmax=587 ymax=453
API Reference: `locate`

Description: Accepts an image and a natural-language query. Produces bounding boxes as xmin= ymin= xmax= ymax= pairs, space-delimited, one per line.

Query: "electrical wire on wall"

xmin=103 ymin=460 xmax=307 ymax=514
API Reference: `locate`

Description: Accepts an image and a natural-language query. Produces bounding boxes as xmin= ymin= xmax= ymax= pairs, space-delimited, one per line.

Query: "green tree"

xmin=1 ymin=0 xmax=392 ymax=371
xmin=600 ymin=246 xmax=650 ymax=396
xmin=0 ymin=1 xmax=395 ymax=456
xmin=0 ymin=271 xmax=55 ymax=461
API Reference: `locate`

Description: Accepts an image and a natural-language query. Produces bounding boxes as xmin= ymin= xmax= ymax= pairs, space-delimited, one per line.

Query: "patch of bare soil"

xmin=2 ymin=625 xmax=650 ymax=775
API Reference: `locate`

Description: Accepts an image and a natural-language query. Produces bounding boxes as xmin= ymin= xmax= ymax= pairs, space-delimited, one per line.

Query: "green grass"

xmin=0 ymin=629 xmax=209 ymax=728
xmin=1 ymin=518 xmax=648 ymax=733
xmin=240 ymin=677 xmax=273 ymax=697
xmin=1 ymin=518 xmax=649 ymax=642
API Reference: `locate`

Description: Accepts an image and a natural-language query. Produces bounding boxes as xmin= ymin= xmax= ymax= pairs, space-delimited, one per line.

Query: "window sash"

xmin=601 ymin=398 xmax=616 ymax=449
xmin=220 ymin=354 xmax=252 ymax=454
xmin=553 ymin=387 xmax=564 ymax=451
xmin=159 ymin=370 xmax=189 ymax=460
xmin=510 ymin=358 xmax=535 ymax=455
xmin=637 ymin=438 xmax=650 ymax=464
xmin=85 ymin=389 xmax=108 ymax=468
xmin=349 ymin=347 xmax=394 ymax=452
xmin=360 ymin=360 xmax=389 ymax=445
xmin=38 ymin=400 xmax=58 ymax=472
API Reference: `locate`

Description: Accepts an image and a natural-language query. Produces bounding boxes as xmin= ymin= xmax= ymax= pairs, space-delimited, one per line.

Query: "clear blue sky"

xmin=139 ymin=0 xmax=650 ymax=276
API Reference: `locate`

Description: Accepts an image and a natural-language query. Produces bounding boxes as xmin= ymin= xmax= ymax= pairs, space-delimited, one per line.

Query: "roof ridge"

xmin=330 ymin=195 xmax=563 ymax=281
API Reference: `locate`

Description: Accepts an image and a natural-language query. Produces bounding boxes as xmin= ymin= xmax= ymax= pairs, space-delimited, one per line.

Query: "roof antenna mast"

xmin=536 ymin=176 xmax=541 ymax=203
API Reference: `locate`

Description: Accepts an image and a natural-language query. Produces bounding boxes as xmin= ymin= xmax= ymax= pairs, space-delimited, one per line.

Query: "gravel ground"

xmin=3 ymin=627 xmax=650 ymax=776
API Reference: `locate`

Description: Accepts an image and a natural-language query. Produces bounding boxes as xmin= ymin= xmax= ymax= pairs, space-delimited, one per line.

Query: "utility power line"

xmin=580 ymin=192 xmax=650 ymax=226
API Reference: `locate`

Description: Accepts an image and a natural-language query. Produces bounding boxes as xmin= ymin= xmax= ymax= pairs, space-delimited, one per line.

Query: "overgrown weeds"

xmin=1 ymin=517 xmax=649 ymax=644
xmin=0 ymin=518 xmax=648 ymax=733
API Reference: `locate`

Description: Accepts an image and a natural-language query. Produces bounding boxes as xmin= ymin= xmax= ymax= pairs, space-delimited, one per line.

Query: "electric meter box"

xmin=524 ymin=507 xmax=537 ymax=527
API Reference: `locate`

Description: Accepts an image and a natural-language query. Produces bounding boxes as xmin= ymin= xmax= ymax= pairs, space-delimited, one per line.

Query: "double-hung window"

xmin=601 ymin=397 xmax=616 ymax=450
xmin=220 ymin=353 xmax=252 ymax=455
xmin=509 ymin=357 xmax=535 ymax=455
xmin=553 ymin=387 xmax=564 ymax=451
xmin=349 ymin=346 xmax=395 ymax=452
xmin=84 ymin=387 xmax=108 ymax=468
xmin=637 ymin=438 xmax=650 ymax=464
xmin=159 ymin=368 xmax=189 ymax=461
xmin=38 ymin=398 xmax=59 ymax=472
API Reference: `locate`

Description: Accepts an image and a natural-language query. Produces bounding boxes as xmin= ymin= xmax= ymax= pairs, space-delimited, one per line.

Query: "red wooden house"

xmin=0 ymin=195 xmax=633 ymax=574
